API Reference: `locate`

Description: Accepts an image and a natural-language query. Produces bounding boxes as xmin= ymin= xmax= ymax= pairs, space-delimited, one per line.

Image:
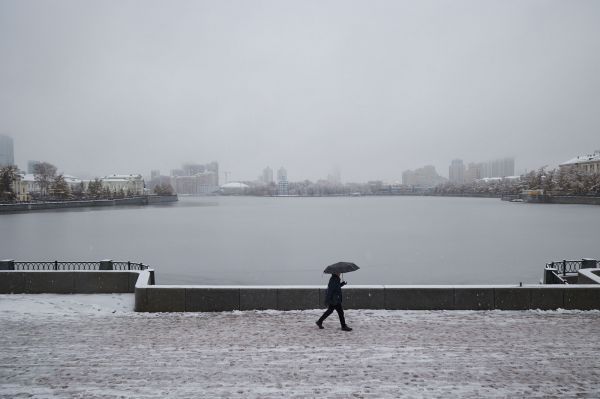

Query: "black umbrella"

xmin=323 ymin=262 xmax=360 ymax=274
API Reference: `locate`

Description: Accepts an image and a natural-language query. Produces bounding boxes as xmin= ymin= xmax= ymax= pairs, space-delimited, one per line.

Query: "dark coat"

xmin=325 ymin=274 xmax=347 ymax=306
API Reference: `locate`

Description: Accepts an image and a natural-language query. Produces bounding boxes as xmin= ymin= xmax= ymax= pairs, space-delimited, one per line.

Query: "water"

xmin=1 ymin=196 xmax=598 ymax=285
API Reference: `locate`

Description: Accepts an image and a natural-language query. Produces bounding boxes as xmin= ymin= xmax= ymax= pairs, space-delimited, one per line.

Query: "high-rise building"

xmin=449 ymin=159 xmax=465 ymax=184
xmin=27 ymin=161 xmax=41 ymax=174
xmin=277 ymin=166 xmax=288 ymax=195
xmin=261 ymin=166 xmax=273 ymax=184
xmin=150 ymin=170 xmax=161 ymax=180
xmin=402 ymin=165 xmax=446 ymax=187
xmin=0 ymin=135 xmax=14 ymax=167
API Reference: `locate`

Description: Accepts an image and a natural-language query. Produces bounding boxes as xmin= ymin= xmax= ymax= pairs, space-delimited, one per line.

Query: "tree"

xmin=0 ymin=165 xmax=19 ymax=202
xmin=49 ymin=174 xmax=71 ymax=199
xmin=33 ymin=162 xmax=57 ymax=198
xmin=87 ymin=178 xmax=103 ymax=199
xmin=153 ymin=183 xmax=174 ymax=195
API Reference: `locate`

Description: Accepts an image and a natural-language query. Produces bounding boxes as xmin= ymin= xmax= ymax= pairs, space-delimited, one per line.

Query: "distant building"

xmin=100 ymin=174 xmax=144 ymax=195
xmin=220 ymin=182 xmax=249 ymax=195
xmin=402 ymin=165 xmax=446 ymax=188
xmin=11 ymin=173 xmax=29 ymax=202
xmin=327 ymin=167 xmax=342 ymax=185
xmin=27 ymin=160 xmax=41 ymax=174
xmin=449 ymin=159 xmax=465 ymax=184
xmin=150 ymin=170 xmax=160 ymax=180
xmin=277 ymin=166 xmax=288 ymax=195
xmin=463 ymin=158 xmax=515 ymax=180
xmin=170 ymin=162 xmax=219 ymax=194
xmin=559 ymin=151 xmax=600 ymax=174
xmin=0 ymin=135 xmax=14 ymax=167
xmin=261 ymin=166 xmax=273 ymax=185
xmin=464 ymin=163 xmax=482 ymax=182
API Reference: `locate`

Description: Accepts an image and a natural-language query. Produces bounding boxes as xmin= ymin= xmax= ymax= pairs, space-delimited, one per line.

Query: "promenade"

xmin=1 ymin=294 xmax=599 ymax=398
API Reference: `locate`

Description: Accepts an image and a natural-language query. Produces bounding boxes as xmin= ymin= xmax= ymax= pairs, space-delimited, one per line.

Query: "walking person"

xmin=316 ymin=272 xmax=353 ymax=331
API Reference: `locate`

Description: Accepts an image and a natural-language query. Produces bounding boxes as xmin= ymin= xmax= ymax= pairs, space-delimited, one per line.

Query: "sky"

xmin=1 ymin=0 xmax=599 ymax=182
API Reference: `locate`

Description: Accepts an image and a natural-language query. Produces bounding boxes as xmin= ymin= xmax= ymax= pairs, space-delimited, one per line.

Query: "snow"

xmin=1 ymin=294 xmax=600 ymax=398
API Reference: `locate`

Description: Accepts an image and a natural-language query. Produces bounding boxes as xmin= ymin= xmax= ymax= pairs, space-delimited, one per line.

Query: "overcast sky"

xmin=1 ymin=0 xmax=599 ymax=182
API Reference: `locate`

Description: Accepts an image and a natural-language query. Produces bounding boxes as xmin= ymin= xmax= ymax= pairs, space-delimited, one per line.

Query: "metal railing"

xmin=12 ymin=261 xmax=149 ymax=271
xmin=544 ymin=259 xmax=600 ymax=284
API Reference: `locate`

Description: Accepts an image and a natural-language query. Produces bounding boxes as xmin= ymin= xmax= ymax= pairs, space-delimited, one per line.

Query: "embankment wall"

xmin=2 ymin=270 xmax=599 ymax=311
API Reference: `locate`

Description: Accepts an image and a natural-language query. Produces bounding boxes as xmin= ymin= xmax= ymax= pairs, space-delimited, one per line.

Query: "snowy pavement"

xmin=1 ymin=294 xmax=600 ymax=398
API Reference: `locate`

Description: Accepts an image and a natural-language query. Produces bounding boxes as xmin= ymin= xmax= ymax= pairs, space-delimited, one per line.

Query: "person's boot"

xmin=316 ymin=321 xmax=324 ymax=329
xmin=341 ymin=325 xmax=353 ymax=332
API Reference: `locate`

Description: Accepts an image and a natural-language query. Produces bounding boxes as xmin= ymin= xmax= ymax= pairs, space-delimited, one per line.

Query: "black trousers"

xmin=318 ymin=304 xmax=346 ymax=327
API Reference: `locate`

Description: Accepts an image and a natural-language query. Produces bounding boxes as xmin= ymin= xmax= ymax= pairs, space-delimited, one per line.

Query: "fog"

xmin=1 ymin=0 xmax=599 ymax=182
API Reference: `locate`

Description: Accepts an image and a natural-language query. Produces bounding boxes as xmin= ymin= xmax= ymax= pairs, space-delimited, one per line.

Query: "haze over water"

xmin=1 ymin=196 xmax=598 ymax=285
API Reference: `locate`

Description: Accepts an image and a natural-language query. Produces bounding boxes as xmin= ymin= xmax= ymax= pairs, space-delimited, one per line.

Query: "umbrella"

xmin=323 ymin=262 xmax=360 ymax=274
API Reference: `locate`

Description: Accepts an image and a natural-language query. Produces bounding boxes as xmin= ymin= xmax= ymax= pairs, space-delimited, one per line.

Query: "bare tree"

xmin=33 ymin=162 xmax=57 ymax=198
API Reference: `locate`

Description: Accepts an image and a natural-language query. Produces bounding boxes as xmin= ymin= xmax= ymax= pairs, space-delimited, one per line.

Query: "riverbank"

xmin=0 ymin=194 xmax=178 ymax=213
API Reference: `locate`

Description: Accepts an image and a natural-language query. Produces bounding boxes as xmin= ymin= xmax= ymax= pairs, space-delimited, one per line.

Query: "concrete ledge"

xmin=277 ymin=289 xmax=320 ymax=310
xmin=0 ymin=271 xmax=26 ymax=293
xmin=384 ymin=288 xmax=454 ymax=310
xmin=454 ymin=288 xmax=494 ymax=310
xmin=530 ymin=288 xmax=564 ymax=310
xmin=0 ymin=271 xmax=140 ymax=294
xmin=240 ymin=289 xmax=277 ymax=311
xmin=145 ymin=288 xmax=186 ymax=312
xmin=186 ymin=289 xmax=240 ymax=312
xmin=343 ymin=288 xmax=385 ymax=309
xmin=564 ymin=288 xmax=600 ymax=310
xmin=578 ymin=269 xmax=600 ymax=284
xmin=25 ymin=272 xmax=75 ymax=293
xmin=494 ymin=288 xmax=531 ymax=310
xmin=74 ymin=272 xmax=131 ymax=293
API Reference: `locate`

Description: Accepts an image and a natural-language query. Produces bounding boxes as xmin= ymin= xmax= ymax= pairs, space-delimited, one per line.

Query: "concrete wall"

xmin=0 ymin=271 xmax=139 ymax=294
xmin=133 ymin=281 xmax=600 ymax=312
xmin=3 ymin=271 xmax=599 ymax=311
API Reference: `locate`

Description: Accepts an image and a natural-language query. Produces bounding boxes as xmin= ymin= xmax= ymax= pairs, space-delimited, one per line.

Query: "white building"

xmin=559 ymin=151 xmax=600 ymax=174
xmin=100 ymin=174 xmax=145 ymax=195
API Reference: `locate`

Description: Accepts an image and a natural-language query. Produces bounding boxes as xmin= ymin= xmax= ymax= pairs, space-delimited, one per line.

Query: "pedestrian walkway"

xmin=1 ymin=294 xmax=599 ymax=398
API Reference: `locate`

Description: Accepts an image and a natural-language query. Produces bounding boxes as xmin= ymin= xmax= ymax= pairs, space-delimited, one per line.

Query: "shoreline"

xmin=0 ymin=194 xmax=178 ymax=213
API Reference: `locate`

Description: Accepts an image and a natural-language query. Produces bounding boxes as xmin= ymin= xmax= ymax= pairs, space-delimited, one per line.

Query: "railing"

xmin=11 ymin=261 xmax=149 ymax=271
xmin=544 ymin=259 xmax=600 ymax=284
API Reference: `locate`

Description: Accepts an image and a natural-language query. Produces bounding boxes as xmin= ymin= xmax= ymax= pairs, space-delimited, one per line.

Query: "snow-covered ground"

xmin=1 ymin=294 xmax=600 ymax=398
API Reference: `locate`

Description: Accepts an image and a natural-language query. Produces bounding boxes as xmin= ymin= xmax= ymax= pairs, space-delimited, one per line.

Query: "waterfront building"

xmin=402 ymin=165 xmax=446 ymax=188
xmin=170 ymin=162 xmax=219 ymax=194
xmin=0 ymin=135 xmax=14 ymax=167
xmin=20 ymin=174 xmax=39 ymax=195
xmin=559 ymin=151 xmax=600 ymax=174
xmin=449 ymin=159 xmax=465 ymax=184
xmin=277 ymin=167 xmax=288 ymax=195
xmin=100 ymin=174 xmax=144 ymax=195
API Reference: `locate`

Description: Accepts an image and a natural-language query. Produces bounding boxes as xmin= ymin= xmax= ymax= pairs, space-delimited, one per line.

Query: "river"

xmin=1 ymin=196 xmax=598 ymax=285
